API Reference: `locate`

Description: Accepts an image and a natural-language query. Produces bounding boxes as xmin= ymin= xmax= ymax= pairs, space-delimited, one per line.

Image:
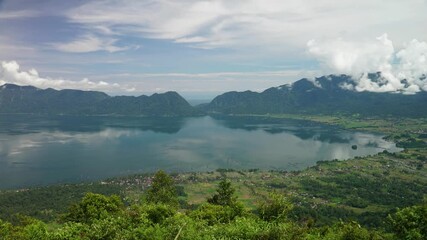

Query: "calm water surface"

xmin=0 ymin=115 xmax=400 ymax=189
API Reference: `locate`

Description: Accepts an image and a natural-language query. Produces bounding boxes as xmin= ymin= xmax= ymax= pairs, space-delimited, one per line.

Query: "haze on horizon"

xmin=0 ymin=0 xmax=426 ymax=99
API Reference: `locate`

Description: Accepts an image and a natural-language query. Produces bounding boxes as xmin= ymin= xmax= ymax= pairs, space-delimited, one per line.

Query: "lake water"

xmin=0 ymin=115 xmax=400 ymax=189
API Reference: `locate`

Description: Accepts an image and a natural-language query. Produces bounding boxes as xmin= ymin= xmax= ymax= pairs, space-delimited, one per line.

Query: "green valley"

xmin=1 ymin=115 xmax=426 ymax=239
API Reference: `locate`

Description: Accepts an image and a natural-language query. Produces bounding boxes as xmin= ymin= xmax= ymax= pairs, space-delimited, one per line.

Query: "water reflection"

xmin=0 ymin=115 xmax=401 ymax=189
xmin=0 ymin=115 xmax=186 ymax=134
xmin=211 ymin=115 xmax=354 ymax=144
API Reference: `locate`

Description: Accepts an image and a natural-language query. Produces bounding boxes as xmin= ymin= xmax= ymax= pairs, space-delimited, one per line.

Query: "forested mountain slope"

xmin=204 ymin=74 xmax=427 ymax=117
xmin=0 ymin=84 xmax=197 ymax=116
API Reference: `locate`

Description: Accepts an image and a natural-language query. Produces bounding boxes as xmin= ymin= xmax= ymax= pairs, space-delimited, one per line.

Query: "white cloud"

xmin=2 ymin=0 xmax=426 ymax=97
xmin=64 ymin=0 xmax=427 ymax=50
xmin=307 ymin=34 xmax=395 ymax=76
xmin=0 ymin=10 xmax=39 ymax=19
xmin=307 ymin=34 xmax=427 ymax=93
xmin=0 ymin=61 xmax=133 ymax=92
xmin=175 ymin=36 xmax=209 ymax=44
xmin=51 ymin=34 xmax=129 ymax=53
xmin=396 ymin=39 xmax=427 ymax=91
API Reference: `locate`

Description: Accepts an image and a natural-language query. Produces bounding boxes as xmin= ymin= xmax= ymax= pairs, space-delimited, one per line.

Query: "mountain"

xmin=0 ymin=84 xmax=197 ymax=116
xmin=203 ymin=74 xmax=427 ymax=117
xmin=92 ymin=91 xmax=196 ymax=116
xmin=3 ymin=74 xmax=426 ymax=117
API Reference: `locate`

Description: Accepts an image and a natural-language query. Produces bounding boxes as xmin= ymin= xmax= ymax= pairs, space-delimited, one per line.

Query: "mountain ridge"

xmin=0 ymin=83 xmax=197 ymax=116
xmin=2 ymin=73 xmax=427 ymax=117
xmin=203 ymin=74 xmax=427 ymax=117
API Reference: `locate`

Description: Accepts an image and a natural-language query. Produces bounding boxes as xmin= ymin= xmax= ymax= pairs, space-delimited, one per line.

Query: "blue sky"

xmin=1 ymin=0 xmax=426 ymax=99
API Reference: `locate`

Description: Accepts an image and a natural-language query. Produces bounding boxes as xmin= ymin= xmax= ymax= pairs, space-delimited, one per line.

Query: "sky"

xmin=0 ymin=0 xmax=426 ymax=99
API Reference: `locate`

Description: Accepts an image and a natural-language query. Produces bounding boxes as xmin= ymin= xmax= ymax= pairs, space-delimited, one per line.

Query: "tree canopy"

xmin=0 ymin=172 xmax=425 ymax=239
xmin=145 ymin=170 xmax=179 ymax=208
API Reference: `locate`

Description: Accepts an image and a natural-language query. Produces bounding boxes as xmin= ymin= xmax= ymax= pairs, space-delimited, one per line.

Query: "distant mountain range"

xmin=0 ymin=84 xmax=197 ymax=116
xmin=1 ymin=73 xmax=426 ymax=117
xmin=203 ymin=74 xmax=427 ymax=117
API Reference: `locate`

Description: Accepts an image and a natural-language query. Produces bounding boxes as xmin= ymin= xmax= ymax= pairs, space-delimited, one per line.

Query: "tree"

xmin=388 ymin=202 xmax=427 ymax=240
xmin=258 ymin=193 xmax=293 ymax=222
xmin=207 ymin=178 xmax=237 ymax=207
xmin=203 ymin=178 xmax=244 ymax=223
xmin=0 ymin=219 xmax=13 ymax=240
xmin=307 ymin=221 xmax=382 ymax=240
xmin=63 ymin=193 xmax=123 ymax=224
xmin=145 ymin=170 xmax=179 ymax=208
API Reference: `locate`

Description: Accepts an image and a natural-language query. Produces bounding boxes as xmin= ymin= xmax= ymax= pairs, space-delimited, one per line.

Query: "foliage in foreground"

xmin=0 ymin=171 xmax=426 ymax=240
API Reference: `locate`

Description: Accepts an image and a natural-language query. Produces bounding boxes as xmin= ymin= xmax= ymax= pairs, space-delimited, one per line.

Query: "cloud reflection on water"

xmin=0 ymin=115 xmax=401 ymax=189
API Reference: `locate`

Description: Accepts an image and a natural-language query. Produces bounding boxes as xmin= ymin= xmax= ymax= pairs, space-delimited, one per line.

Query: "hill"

xmin=203 ymin=74 xmax=427 ymax=117
xmin=0 ymin=84 xmax=197 ymax=116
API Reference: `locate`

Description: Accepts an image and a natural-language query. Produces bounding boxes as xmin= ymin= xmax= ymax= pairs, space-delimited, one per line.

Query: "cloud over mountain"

xmin=1 ymin=0 xmax=426 ymax=97
xmin=0 ymin=61 xmax=131 ymax=92
xmin=307 ymin=34 xmax=427 ymax=94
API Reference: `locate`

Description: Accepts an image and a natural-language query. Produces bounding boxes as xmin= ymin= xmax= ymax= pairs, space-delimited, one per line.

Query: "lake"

xmin=0 ymin=115 xmax=400 ymax=189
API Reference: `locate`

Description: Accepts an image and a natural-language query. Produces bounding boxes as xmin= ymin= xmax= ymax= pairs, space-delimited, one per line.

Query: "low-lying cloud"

xmin=307 ymin=34 xmax=427 ymax=94
xmin=0 ymin=61 xmax=133 ymax=92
